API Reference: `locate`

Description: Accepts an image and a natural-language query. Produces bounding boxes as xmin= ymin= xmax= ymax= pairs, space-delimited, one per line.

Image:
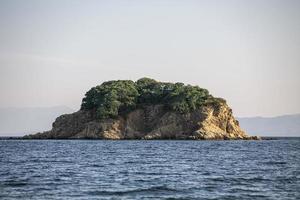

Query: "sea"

xmin=0 ymin=139 xmax=299 ymax=200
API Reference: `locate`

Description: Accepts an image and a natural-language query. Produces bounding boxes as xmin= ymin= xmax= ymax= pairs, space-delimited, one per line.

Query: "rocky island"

xmin=24 ymin=78 xmax=259 ymax=140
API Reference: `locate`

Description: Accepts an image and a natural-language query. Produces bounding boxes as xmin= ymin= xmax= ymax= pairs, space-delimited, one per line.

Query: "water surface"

xmin=0 ymin=139 xmax=299 ymax=199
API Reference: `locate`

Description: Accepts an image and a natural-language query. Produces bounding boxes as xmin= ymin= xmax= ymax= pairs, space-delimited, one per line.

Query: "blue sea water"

xmin=0 ymin=139 xmax=299 ymax=200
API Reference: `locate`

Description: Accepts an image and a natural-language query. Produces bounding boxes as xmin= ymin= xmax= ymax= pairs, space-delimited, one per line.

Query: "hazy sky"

xmin=0 ymin=0 xmax=299 ymax=117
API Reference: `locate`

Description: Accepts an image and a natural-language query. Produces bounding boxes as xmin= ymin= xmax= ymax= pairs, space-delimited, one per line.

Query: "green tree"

xmin=81 ymin=78 xmax=219 ymax=119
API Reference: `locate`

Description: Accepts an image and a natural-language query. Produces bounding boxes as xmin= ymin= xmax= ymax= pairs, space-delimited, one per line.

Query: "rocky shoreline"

xmin=24 ymin=78 xmax=260 ymax=140
xmin=24 ymin=103 xmax=260 ymax=140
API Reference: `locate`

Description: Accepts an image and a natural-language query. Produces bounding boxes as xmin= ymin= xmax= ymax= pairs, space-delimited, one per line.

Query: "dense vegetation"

xmin=81 ymin=78 xmax=224 ymax=119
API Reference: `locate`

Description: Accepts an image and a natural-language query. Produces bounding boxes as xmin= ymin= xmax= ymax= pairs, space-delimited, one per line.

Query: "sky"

xmin=0 ymin=0 xmax=299 ymax=117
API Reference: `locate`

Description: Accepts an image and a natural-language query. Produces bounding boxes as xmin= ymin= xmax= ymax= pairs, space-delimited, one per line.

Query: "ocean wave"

xmin=87 ymin=185 xmax=179 ymax=196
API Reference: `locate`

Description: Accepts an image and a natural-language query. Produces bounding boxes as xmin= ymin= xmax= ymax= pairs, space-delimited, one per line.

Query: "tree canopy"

xmin=81 ymin=78 xmax=224 ymax=119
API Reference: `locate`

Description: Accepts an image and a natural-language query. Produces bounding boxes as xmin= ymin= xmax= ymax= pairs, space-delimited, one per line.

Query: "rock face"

xmin=24 ymin=102 xmax=259 ymax=140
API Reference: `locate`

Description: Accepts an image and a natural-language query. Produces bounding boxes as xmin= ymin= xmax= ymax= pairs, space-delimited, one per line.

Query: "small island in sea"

xmin=24 ymin=78 xmax=260 ymax=140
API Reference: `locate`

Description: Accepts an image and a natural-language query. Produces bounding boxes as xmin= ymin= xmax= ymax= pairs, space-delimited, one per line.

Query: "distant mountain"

xmin=0 ymin=106 xmax=74 ymax=136
xmin=1 ymin=105 xmax=299 ymax=137
xmin=238 ymin=114 xmax=300 ymax=137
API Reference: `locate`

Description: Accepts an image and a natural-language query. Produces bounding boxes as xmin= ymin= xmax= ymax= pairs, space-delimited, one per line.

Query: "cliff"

xmin=24 ymin=103 xmax=259 ymax=140
xmin=24 ymin=78 xmax=259 ymax=140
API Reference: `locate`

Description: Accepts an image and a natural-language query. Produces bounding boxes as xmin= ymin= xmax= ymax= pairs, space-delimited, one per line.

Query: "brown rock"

xmin=24 ymin=102 xmax=259 ymax=140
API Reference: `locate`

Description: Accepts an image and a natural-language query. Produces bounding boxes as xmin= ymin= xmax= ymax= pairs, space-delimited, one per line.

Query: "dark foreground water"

xmin=0 ymin=139 xmax=299 ymax=200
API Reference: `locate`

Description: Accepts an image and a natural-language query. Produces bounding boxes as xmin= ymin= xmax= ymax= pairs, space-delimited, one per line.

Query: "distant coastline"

xmin=2 ymin=136 xmax=300 ymax=140
xmin=1 ymin=104 xmax=299 ymax=138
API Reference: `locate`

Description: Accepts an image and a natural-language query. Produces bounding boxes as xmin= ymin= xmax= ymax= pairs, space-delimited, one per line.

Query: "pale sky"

xmin=0 ymin=0 xmax=299 ymax=117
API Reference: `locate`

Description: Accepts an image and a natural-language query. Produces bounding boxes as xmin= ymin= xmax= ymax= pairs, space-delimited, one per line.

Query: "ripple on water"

xmin=0 ymin=139 xmax=299 ymax=199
